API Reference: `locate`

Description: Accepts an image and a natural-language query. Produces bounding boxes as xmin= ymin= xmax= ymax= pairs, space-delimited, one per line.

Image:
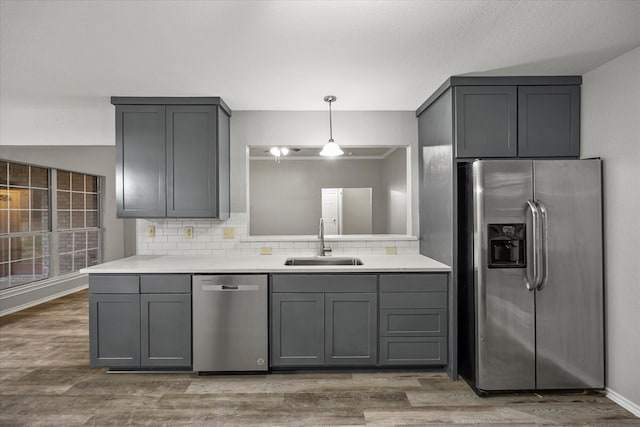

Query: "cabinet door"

xmin=166 ymin=106 xmax=220 ymax=218
xmin=140 ymin=294 xmax=191 ymax=367
xmin=325 ymin=293 xmax=377 ymax=366
xmin=518 ymin=86 xmax=580 ymax=158
xmin=271 ymin=293 xmax=324 ymax=366
xmin=380 ymin=309 xmax=447 ymax=337
xmin=115 ymin=105 xmax=166 ymax=217
xmin=89 ymin=293 xmax=140 ymax=367
xmin=455 ymin=86 xmax=517 ymax=158
xmin=380 ymin=337 xmax=448 ymax=366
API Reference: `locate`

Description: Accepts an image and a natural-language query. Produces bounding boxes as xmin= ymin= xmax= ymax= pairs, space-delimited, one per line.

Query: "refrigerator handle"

xmin=525 ymin=200 xmax=541 ymax=291
xmin=535 ymin=200 xmax=548 ymax=290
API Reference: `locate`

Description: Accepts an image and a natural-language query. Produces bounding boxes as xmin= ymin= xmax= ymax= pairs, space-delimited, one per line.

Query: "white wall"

xmin=230 ymin=111 xmax=419 ymax=235
xmin=0 ymin=100 xmax=115 ymax=146
xmin=382 ymin=148 xmax=407 ymax=234
xmin=581 ymin=46 xmax=640 ymax=412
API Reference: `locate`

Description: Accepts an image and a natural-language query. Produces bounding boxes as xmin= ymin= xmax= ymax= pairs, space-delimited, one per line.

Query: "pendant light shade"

xmin=319 ymin=140 xmax=343 ymax=156
xmin=320 ymin=95 xmax=343 ymax=157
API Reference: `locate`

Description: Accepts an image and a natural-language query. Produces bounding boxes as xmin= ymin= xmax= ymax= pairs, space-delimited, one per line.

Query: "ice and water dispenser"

xmin=487 ymin=224 xmax=526 ymax=268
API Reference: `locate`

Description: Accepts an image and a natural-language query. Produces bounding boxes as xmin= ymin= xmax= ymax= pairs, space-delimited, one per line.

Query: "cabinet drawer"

xmin=89 ymin=275 xmax=139 ymax=294
xmin=272 ymin=275 xmax=376 ymax=293
xmin=140 ymin=275 xmax=191 ymax=293
xmin=379 ymin=337 xmax=447 ymax=366
xmin=379 ymin=292 xmax=447 ymax=309
xmin=380 ymin=309 xmax=447 ymax=337
xmin=380 ymin=274 xmax=447 ymax=292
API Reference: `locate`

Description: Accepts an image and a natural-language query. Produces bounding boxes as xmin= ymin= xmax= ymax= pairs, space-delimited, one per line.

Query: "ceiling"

xmin=1 ymin=0 xmax=639 ymax=111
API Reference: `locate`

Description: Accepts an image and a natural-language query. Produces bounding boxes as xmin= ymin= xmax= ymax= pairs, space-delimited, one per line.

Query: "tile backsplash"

xmin=136 ymin=213 xmax=419 ymax=256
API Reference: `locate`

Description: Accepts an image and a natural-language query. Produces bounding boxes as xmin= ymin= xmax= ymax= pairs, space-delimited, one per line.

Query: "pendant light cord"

xmin=328 ymin=99 xmax=333 ymax=141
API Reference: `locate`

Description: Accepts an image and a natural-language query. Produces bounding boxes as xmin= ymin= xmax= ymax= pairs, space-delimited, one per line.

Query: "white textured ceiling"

xmin=1 ymin=0 xmax=639 ymax=111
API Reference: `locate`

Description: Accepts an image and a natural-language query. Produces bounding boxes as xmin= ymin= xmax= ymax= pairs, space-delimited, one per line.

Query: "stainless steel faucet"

xmin=318 ymin=218 xmax=332 ymax=256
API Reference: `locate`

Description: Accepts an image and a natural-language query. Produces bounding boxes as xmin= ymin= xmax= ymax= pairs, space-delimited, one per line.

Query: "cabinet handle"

xmin=200 ymin=284 xmax=260 ymax=292
xmin=525 ymin=200 xmax=540 ymax=291
xmin=536 ymin=200 xmax=548 ymax=291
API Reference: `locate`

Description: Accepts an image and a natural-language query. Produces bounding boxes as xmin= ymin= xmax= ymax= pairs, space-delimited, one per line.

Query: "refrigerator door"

xmin=474 ymin=160 xmax=536 ymax=391
xmin=533 ymin=160 xmax=604 ymax=389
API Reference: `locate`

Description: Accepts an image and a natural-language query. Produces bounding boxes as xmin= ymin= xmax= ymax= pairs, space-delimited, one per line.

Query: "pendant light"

xmin=319 ymin=95 xmax=343 ymax=157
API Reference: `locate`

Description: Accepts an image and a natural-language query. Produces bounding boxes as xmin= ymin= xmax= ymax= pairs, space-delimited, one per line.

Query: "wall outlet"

xmin=223 ymin=227 xmax=235 ymax=239
xmin=260 ymin=247 xmax=272 ymax=255
xmin=184 ymin=226 xmax=194 ymax=239
xmin=146 ymin=225 xmax=155 ymax=238
xmin=385 ymin=246 xmax=397 ymax=255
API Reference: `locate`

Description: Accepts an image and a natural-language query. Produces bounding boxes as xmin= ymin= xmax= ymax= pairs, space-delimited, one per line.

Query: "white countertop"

xmin=242 ymin=234 xmax=417 ymax=242
xmin=82 ymin=254 xmax=450 ymax=274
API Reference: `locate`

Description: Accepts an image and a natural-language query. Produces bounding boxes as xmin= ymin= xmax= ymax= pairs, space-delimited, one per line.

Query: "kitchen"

xmin=1 ymin=1 xmax=639 ymax=425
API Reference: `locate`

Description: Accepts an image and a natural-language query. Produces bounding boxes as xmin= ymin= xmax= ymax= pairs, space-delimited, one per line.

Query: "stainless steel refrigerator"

xmin=458 ymin=159 xmax=604 ymax=393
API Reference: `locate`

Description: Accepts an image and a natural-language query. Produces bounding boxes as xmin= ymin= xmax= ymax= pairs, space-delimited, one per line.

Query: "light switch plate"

xmin=146 ymin=225 xmax=155 ymax=238
xmin=260 ymin=247 xmax=272 ymax=255
xmin=223 ymin=227 xmax=235 ymax=239
xmin=385 ymin=246 xmax=397 ymax=255
xmin=184 ymin=226 xmax=194 ymax=239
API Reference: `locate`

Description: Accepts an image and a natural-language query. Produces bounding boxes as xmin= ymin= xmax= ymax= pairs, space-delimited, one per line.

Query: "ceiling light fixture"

xmin=319 ymin=95 xmax=343 ymax=157
xmin=269 ymin=147 xmax=281 ymax=157
xmin=269 ymin=146 xmax=292 ymax=163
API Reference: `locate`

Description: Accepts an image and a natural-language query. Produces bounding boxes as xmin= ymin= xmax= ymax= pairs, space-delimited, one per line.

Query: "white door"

xmin=321 ymin=188 xmax=340 ymax=234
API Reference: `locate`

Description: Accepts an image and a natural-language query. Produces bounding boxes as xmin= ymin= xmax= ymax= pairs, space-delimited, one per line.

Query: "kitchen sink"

xmin=284 ymin=257 xmax=364 ymax=266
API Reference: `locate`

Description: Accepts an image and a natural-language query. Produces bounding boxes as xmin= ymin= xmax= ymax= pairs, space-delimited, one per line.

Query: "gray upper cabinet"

xmin=112 ymin=97 xmax=231 ymax=219
xmin=115 ymin=105 xmax=166 ymax=217
xmin=455 ymin=86 xmax=518 ymax=158
xmin=418 ymin=76 xmax=582 ymax=160
xmin=518 ymin=86 xmax=580 ymax=158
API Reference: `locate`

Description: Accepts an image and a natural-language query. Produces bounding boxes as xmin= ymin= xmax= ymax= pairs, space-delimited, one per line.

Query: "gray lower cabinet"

xmin=325 ymin=293 xmax=377 ymax=365
xmin=271 ymin=293 xmax=325 ymax=366
xmin=380 ymin=337 xmax=447 ymax=365
xmin=378 ymin=274 xmax=448 ymax=366
xmin=89 ymin=293 xmax=141 ymax=367
xmin=271 ymin=274 xmax=378 ymax=368
xmin=89 ymin=274 xmax=191 ymax=369
xmin=140 ymin=293 xmax=191 ymax=367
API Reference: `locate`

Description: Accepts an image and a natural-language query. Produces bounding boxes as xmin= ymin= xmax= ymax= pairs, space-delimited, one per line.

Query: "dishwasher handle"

xmin=200 ymin=284 xmax=260 ymax=292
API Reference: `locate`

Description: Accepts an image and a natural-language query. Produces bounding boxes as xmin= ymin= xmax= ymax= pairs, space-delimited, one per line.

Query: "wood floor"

xmin=0 ymin=290 xmax=637 ymax=426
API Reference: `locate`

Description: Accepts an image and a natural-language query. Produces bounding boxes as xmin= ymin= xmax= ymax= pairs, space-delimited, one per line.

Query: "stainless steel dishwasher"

xmin=192 ymin=275 xmax=268 ymax=372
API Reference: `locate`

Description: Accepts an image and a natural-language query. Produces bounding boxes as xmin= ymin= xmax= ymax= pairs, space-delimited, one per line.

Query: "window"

xmin=0 ymin=160 xmax=102 ymax=290
xmin=56 ymin=170 xmax=101 ymax=274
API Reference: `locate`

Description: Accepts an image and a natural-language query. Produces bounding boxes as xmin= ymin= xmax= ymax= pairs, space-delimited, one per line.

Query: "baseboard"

xmin=0 ymin=273 xmax=88 ymax=316
xmin=606 ymin=387 xmax=640 ymax=418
